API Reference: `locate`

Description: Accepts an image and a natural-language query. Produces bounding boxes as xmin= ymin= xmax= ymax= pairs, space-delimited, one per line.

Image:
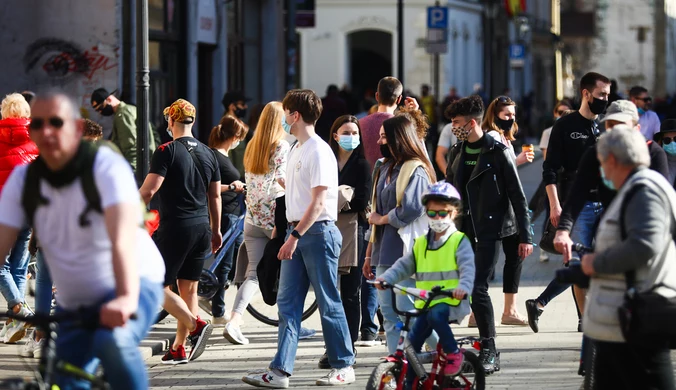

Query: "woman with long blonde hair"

xmin=223 ymin=102 xmax=290 ymax=345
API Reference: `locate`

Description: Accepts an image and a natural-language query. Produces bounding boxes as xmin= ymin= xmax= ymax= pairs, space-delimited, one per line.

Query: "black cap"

xmin=91 ymin=88 xmax=115 ymax=107
xmin=221 ymin=91 xmax=250 ymax=109
xmin=654 ymin=119 xmax=676 ymax=141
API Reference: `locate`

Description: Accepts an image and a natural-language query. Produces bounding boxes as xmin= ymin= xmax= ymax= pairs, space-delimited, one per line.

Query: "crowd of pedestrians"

xmin=0 ymin=68 xmax=675 ymax=390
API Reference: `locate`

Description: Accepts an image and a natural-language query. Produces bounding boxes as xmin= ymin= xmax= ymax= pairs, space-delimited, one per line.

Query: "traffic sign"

xmin=509 ymin=44 xmax=526 ymax=67
xmin=427 ymin=6 xmax=448 ymax=29
xmin=426 ymin=29 xmax=448 ymax=54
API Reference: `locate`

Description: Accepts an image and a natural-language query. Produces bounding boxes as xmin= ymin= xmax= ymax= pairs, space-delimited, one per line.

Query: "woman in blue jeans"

xmin=363 ymin=111 xmax=438 ymax=354
xmin=0 ymin=227 xmax=33 ymax=343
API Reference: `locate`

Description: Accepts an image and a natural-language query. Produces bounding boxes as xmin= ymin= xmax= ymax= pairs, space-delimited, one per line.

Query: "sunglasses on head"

xmin=497 ymin=96 xmax=514 ymax=104
xmin=556 ymin=110 xmax=566 ymax=116
xmin=426 ymin=210 xmax=451 ymax=218
xmin=29 ymin=117 xmax=64 ymax=130
xmin=663 ymin=136 xmax=674 ymax=145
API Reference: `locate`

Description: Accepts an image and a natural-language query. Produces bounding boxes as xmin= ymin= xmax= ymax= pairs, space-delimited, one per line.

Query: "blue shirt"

xmin=639 ymin=110 xmax=661 ymax=141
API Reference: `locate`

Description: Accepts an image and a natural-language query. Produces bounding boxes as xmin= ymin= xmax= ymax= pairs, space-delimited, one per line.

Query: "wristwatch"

xmin=291 ymin=229 xmax=302 ymax=239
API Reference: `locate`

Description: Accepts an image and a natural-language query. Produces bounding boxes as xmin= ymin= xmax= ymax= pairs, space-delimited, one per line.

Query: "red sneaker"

xmin=161 ymin=345 xmax=188 ymax=365
xmin=444 ymin=351 xmax=465 ymax=377
xmin=187 ymin=316 xmax=212 ymax=361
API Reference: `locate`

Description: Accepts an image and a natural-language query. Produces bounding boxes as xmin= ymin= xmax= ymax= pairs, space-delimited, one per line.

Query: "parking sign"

xmin=427 ymin=6 xmax=448 ymax=29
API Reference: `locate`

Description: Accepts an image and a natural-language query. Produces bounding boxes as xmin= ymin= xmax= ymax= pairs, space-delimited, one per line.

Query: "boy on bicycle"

xmin=375 ymin=181 xmax=475 ymax=384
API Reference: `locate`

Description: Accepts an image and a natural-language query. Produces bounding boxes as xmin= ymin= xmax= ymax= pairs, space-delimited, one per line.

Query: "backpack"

xmin=22 ymin=141 xmax=105 ymax=228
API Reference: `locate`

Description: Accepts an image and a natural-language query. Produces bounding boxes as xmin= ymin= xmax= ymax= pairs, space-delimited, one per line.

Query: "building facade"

xmin=299 ymin=0 xmax=485 ymax=103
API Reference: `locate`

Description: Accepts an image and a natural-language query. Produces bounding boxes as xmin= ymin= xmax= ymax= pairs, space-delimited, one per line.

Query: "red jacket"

xmin=0 ymin=118 xmax=38 ymax=193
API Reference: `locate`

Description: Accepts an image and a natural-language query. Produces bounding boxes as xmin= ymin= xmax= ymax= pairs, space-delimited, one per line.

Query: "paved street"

xmin=0 ymin=159 xmax=590 ymax=389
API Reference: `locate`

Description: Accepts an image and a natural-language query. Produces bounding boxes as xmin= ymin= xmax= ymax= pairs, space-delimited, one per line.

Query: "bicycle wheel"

xmin=365 ymin=361 xmax=399 ymax=390
xmin=442 ymin=351 xmax=485 ymax=390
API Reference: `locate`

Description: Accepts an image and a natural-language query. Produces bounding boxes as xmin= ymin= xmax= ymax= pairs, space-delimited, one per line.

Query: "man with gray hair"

xmin=0 ymin=91 xmax=165 ymax=389
xmin=580 ymin=125 xmax=676 ymax=388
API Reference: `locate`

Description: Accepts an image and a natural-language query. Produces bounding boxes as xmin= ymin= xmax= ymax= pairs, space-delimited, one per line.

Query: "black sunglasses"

xmin=663 ymin=137 xmax=674 ymax=145
xmin=29 ymin=117 xmax=64 ymax=130
xmin=496 ymin=96 xmax=514 ymax=104
xmin=638 ymin=97 xmax=653 ymax=102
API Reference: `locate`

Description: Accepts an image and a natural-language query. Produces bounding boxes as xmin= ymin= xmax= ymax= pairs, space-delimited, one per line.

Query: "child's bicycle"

xmin=366 ymin=281 xmax=485 ymax=390
xmin=0 ymin=309 xmax=127 ymax=389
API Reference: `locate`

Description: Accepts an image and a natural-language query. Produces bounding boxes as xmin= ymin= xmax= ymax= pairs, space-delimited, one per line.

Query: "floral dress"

xmin=245 ymin=140 xmax=290 ymax=230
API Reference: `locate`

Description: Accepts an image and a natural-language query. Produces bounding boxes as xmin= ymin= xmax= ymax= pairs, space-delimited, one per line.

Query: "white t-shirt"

xmin=285 ymin=134 xmax=338 ymax=222
xmin=0 ymin=147 xmax=165 ymax=310
xmin=438 ymin=123 xmax=458 ymax=149
xmin=540 ymin=126 xmax=553 ymax=149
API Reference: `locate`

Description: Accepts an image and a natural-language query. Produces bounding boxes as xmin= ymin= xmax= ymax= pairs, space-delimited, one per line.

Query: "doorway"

xmin=347 ymin=30 xmax=392 ymax=108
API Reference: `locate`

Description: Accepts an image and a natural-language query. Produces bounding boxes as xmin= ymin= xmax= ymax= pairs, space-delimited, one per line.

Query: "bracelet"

xmin=365 ymin=257 xmax=372 ymax=260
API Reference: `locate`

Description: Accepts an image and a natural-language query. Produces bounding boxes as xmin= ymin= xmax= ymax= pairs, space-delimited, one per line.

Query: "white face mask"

xmin=429 ymin=217 xmax=454 ymax=233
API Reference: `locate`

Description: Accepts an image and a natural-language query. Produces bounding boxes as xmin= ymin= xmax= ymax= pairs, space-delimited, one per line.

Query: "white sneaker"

xmin=0 ymin=321 xmax=11 ymax=343
xmin=539 ymin=251 xmax=549 ymax=263
xmin=20 ymin=336 xmax=36 ymax=358
xmin=242 ymin=369 xmax=289 ymax=388
xmin=212 ymin=315 xmax=229 ymax=326
xmin=33 ymin=338 xmax=45 ymax=359
xmin=223 ymin=322 xmax=249 ymax=345
xmin=6 ymin=305 xmax=33 ymax=344
xmin=316 ymin=366 xmax=356 ymax=386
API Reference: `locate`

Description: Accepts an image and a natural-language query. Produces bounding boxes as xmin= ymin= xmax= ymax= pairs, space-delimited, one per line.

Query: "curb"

xmin=139 ymin=320 xmax=177 ymax=361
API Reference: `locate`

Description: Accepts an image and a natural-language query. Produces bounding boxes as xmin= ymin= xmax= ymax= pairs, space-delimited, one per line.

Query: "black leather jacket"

xmin=445 ymin=134 xmax=532 ymax=243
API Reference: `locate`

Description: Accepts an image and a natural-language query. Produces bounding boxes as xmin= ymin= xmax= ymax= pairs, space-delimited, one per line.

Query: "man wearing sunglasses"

xmin=629 ymin=86 xmax=661 ymax=142
xmin=90 ymin=88 xmax=157 ymax=174
xmin=0 ymin=91 xmax=166 ymax=389
xmin=654 ymin=119 xmax=676 ymax=188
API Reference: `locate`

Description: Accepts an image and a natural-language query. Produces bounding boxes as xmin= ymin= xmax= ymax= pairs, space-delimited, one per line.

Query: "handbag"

xmin=539 ymin=219 xmax=561 ymax=255
xmin=616 ymin=183 xmax=676 ymax=347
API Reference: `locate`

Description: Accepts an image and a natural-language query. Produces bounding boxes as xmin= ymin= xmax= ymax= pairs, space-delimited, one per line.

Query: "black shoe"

xmin=355 ymin=331 xmax=382 ymax=347
xmin=318 ymin=348 xmax=357 ymax=369
xmin=525 ymin=299 xmax=543 ymax=333
xmin=479 ymin=339 xmax=499 ymax=375
xmin=577 ymin=319 xmax=583 ymax=332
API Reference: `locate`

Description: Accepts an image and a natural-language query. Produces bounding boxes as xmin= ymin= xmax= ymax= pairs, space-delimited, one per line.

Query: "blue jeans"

xmin=536 ymin=201 xmax=602 ymax=307
xmin=212 ymin=213 xmax=243 ymax=317
xmin=35 ymin=251 xmax=53 ymax=321
xmin=55 ymin=278 xmax=164 ymax=390
xmin=360 ymin=264 xmax=379 ymax=336
xmin=376 ymin=266 xmax=438 ymax=355
xmin=271 ymin=221 xmax=354 ymax=374
xmin=0 ymin=227 xmax=31 ymax=308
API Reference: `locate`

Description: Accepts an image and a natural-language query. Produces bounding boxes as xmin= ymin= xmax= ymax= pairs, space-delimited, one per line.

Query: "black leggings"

xmin=584 ymin=340 xmax=674 ymax=390
xmin=500 ymin=233 xmax=522 ymax=294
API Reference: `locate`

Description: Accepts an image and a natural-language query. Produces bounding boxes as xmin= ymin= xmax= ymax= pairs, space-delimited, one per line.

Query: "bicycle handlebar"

xmin=367 ymin=280 xmax=467 ymax=318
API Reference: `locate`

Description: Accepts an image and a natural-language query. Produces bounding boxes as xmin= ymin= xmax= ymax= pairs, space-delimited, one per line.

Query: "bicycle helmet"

xmin=422 ymin=181 xmax=461 ymax=205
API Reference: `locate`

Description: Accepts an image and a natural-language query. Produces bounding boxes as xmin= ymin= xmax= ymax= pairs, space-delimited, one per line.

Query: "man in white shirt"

xmin=0 ymin=92 xmax=165 ymax=389
xmin=242 ymin=90 xmax=355 ymax=388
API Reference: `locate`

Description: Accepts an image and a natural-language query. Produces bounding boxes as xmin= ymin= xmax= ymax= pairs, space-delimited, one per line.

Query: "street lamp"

xmin=136 ymin=0 xmax=150 ymax=184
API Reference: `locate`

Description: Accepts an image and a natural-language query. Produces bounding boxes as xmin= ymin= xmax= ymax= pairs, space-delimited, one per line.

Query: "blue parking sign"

xmin=427 ymin=6 xmax=448 ymax=29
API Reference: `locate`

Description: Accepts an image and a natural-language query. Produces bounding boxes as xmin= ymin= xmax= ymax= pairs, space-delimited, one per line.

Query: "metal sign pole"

xmin=136 ymin=0 xmax=150 ymax=184
xmin=397 ymin=0 xmax=404 ymax=85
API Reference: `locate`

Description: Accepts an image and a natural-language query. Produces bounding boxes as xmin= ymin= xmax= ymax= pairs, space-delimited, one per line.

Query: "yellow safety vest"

xmin=412 ymin=231 xmax=465 ymax=309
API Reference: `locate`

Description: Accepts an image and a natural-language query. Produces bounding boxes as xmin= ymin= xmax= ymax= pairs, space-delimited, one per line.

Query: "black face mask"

xmin=495 ymin=117 xmax=514 ymax=132
xmin=587 ymin=96 xmax=608 ymax=115
xmin=234 ymin=107 xmax=247 ymax=119
xmin=99 ymin=105 xmax=114 ymax=117
xmin=380 ymin=144 xmax=392 ymax=159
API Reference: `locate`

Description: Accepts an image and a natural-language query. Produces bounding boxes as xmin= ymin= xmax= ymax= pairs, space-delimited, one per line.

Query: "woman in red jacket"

xmin=0 ymin=93 xmax=39 ymax=344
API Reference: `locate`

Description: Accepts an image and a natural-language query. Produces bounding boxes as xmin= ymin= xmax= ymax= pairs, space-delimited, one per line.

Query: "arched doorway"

xmin=347 ymin=30 xmax=392 ymax=107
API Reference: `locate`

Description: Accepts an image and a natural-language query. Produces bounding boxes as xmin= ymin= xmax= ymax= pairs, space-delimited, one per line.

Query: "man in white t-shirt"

xmin=242 ymin=90 xmax=355 ymax=388
xmin=0 ymin=92 xmax=165 ymax=389
xmin=435 ymin=122 xmax=458 ymax=174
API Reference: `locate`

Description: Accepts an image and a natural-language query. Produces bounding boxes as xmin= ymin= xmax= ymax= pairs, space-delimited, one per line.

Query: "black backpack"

xmin=22 ymin=141 xmax=110 ymax=228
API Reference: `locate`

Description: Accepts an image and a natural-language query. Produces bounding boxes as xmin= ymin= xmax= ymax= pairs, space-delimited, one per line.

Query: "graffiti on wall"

xmin=23 ymin=38 xmax=118 ymax=83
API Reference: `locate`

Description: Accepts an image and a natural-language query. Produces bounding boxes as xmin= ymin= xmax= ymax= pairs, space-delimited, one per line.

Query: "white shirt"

xmin=438 ymin=123 xmax=458 ymax=149
xmin=540 ymin=126 xmax=553 ymax=149
xmin=285 ymin=134 xmax=338 ymax=222
xmin=0 ymin=147 xmax=165 ymax=310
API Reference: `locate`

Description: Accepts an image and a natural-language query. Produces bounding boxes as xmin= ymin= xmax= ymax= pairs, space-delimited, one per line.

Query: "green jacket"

xmin=111 ymin=101 xmax=157 ymax=172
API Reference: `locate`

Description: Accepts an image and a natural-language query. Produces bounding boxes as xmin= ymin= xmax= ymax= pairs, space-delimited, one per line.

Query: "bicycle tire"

xmin=245 ymin=300 xmax=318 ymax=327
xmin=365 ymin=361 xmax=399 ymax=390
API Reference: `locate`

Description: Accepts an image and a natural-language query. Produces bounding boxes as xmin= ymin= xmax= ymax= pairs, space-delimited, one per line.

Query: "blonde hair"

xmin=244 ymin=101 xmax=285 ymax=175
xmin=482 ymin=96 xmax=518 ymax=141
xmin=1 ymin=93 xmax=30 ymax=119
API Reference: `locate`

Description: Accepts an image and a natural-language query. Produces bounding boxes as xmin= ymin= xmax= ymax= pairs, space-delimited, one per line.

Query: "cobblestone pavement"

xmin=0 ymin=159 xmax=594 ymax=389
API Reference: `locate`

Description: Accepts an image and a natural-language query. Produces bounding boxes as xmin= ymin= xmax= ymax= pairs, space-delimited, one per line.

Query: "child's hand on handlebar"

xmin=373 ymin=278 xmax=387 ymax=290
xmin=453 ymin=288 xmax=467 ymax=300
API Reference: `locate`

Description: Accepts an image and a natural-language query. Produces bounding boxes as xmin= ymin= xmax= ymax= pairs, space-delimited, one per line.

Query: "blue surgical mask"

xmin=664 ymin=142 xmax=676 ymax=156
xmin=638 ymin=107 xmax=646 ymax=115
xmin=338 ymin=135 xmax=360 ymax=151
xmin=599 ymin=166 xmax=616 ymax=190
xmin=282 ymin=116 xmax=293 ymax=134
